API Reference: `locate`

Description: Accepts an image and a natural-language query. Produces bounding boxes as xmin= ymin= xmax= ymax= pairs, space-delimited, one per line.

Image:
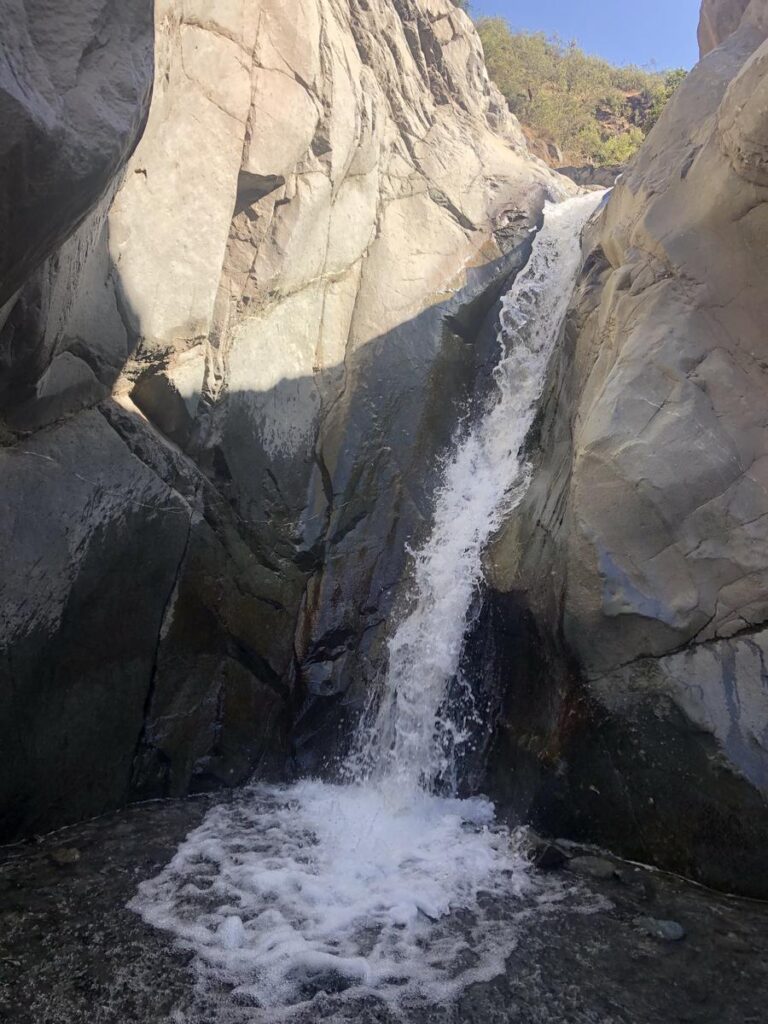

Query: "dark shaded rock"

xmin=99 ymin=400 xmax=296 ymax=804
xmin=567 ymin=856 xmax=619 ymax=881
xmin=633 ymin=916 xmax=686 ymax=942
xmin=0 ymin=399 xmax=294 ymax=841
xmin=0 ymin=411 xmax=190 ymax=839
xmin=524 ymin=832 xmax=568 ymax=871
xmin=558 ymin=164 xmax=623 ymax=188
xmin=0 ymin=0 xmax=154 ymax=305
xmin=484 ymin=586 xmax=768 ymax=896
xmin=131 ymin=371 xmax=195 ymax=449
xmin=0 ymin=0 xmax=156 ymax=838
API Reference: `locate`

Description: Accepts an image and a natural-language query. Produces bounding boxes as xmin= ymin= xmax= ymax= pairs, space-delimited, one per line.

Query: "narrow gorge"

xmin=1 ymin=1 xmax=768 ymax=1022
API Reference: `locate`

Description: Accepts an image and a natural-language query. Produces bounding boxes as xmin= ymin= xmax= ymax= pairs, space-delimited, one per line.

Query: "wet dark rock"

xmin=567 ymin=856 xmax=620 ymax=881
xmin=523 ymin=832 xmax=569 ymax=871
xmin=633 ymin=916 xmax=686 ymax=942
xmin=49 ymin=848 xmax=81 ymax=868
xmin=1 ymin=795 xmax=767 ymax=1024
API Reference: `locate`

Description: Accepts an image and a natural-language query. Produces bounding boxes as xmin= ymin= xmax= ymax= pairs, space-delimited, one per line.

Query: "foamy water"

xmin=132 ymin=781 xmax=542 ymax=1016
xmin=129 ymin=192 xmax=606 ymax=1019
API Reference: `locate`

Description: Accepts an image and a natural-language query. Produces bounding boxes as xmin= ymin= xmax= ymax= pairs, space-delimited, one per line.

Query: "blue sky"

xmin=470 ymin=1 xmax=702 ymax=70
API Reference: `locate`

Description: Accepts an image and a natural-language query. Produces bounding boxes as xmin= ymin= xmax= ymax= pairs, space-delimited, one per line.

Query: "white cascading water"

xmin=356 ymin=190 xmax=605 ymax=795
xmin=129 ymin=192 xmax=606 ymax=1020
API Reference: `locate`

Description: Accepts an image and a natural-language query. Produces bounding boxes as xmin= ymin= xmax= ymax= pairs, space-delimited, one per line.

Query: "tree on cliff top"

xmin=476 ymin=18 xmax=686 ymax=167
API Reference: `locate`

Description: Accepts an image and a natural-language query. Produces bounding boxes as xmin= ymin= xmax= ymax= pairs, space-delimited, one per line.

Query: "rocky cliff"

xmin=487 ymin=0 xmax=768 ymax=894
xmin=6 ymin=0 xmax=765 ymax=901
xmin=0 ymin=0 xmax=566 ymax=838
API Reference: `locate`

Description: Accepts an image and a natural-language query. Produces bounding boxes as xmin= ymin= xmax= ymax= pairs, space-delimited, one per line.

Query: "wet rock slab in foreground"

xmin=1 ymin=797 xmax=767 ymax=1024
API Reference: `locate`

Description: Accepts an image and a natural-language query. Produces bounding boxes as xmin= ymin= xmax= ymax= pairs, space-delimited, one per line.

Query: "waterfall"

xmin=129 ymin=191 xmax=606 ymax=1019
xmin=355 ymin=190 xmax=606 ymax=795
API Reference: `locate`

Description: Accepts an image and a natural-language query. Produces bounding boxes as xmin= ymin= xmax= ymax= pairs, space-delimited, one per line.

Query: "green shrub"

xmin=476 ymin=18 xmax=686 ymax=166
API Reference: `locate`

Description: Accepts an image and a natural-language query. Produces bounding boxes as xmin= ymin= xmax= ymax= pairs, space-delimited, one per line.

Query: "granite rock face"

xmin=0 ymin=0 xmax=154 ymax=308
xmin=700 ymin=0 xmax=765 ymax=54
xmin=0 ymin=0 xmax=567 ymax=837
xmin=487 ymin=0 xmax=768 ymax=895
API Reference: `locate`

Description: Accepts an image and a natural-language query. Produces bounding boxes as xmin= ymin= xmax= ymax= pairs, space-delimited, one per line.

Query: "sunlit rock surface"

xmin=697 ymin=0 xmax=764 ymax=54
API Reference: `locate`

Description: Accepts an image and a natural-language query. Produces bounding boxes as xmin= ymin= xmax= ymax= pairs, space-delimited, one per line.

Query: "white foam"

xmin=129 ymin=193 xmax=607 ymax=1019
xmin=130 ymin=780 xmax=538 ymax=1016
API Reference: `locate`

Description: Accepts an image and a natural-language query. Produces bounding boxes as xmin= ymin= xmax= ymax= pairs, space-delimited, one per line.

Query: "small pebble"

xmin=566 ymin=855 xmax=618 ymax=880
xmin=524 ymin=832 xmax=568 ymax=871
xmin=49 ymin=847 xmax=81 ymax=867
xmin=633 ymin=916 xmax=686 ymax=942
xmin=534 ymin=844 xmax=568 ymax=871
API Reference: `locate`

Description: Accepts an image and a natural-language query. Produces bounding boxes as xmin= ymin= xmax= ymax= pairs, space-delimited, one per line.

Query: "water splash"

xmin=129 ymin=192 xmax=606 ymax=1019
xmin=133 ymin=781 xmax=543 ymax=1019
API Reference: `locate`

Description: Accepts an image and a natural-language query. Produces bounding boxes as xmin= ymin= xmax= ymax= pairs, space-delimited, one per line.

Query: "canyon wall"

xmin=488 ymin=0 xmax=768 ymax=895
xmin=0 ymin=0 xmax=566 ymax=838
xmin=6 ymin=0 xmax=766 ymax=901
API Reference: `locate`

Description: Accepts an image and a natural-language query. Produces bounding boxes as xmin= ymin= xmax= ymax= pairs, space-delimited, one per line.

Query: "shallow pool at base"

xmin=130 ymin=781 xmax=555 ymax=1015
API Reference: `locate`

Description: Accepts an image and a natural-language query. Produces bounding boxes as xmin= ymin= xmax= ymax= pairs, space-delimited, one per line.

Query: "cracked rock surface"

xmin=485 ymin=0 xmax=768 ymax=894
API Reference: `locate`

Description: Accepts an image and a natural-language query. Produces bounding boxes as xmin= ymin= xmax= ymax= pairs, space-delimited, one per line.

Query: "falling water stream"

xmin=130 ymin=192 xmax=606 ymax=1019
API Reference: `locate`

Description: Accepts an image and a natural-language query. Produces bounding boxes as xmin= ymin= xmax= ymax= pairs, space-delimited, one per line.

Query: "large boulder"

xmin=488 ymin=0 xmax=768 ymax=895
xmin=699 ymin=0 xmax=751 ymax=54
xmin=0 ymin=411 xmax=189 ymax=836
xmin=0 ymin=0 xmax=568 ymax=837
xmin=697 ymin=0 xmax=768 ymax=54
xmin=0 ymin=0 xmax=154 ymax=306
